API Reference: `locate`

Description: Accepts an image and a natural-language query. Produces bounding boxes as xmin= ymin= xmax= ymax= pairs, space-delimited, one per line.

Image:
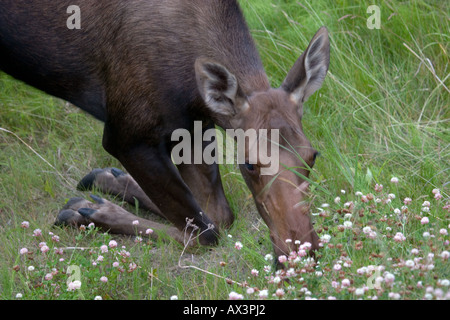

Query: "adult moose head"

xmin=0 ymin=0 xmax=329 ymax=262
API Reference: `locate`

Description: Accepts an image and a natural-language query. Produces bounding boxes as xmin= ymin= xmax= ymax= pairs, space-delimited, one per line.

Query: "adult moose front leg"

xmin=104 ymin=134 xmax=220 ymax=247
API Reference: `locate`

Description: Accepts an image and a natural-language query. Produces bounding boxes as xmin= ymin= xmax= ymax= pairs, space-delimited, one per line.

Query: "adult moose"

xmin=0 ymin=0 xmax=329 ymax=259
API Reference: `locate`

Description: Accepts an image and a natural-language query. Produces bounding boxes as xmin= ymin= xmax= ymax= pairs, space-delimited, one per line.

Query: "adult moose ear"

xmin=195 ymin=58 xmax=248 ymax=124
xmin=281 ymin=27 xmax=330 ymax=110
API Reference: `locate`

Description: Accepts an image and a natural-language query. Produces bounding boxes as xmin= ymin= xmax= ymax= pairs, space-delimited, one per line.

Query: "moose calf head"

xmin=195 ymin=27 xmax=330 ymax=259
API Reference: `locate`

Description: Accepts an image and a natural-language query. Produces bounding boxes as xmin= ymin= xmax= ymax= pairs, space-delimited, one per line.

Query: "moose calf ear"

xmin=195 ymin=58 xmax=248 ymax=118
xmin=281 ymin=27 xmax=330 ymax=106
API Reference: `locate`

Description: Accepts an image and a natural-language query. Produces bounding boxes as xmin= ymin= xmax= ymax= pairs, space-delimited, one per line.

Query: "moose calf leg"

xmin=77 ymin=167 xmax=163 ymax=217
xmin=177 ymin=162 xmax=234 ymax=229
xmin=56 ymin=195 xmax=191 ymax=245
xmin=113 ymin=143 xmax=220 ymax=246
xmin=176 ymin=123 xmax=234 ymax=228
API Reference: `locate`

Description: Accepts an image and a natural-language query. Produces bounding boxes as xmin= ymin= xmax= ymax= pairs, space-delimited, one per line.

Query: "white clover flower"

xmin=108 ymin=240 xmax=118 ymax=248
xmin=393 ymin=232 xmax=406 ymax=242
xmin=438 ymin=279 xmax=449 ymax=287
xmin=259 ymin=290 xmax=269 ymax=299
xmin=384 ymin=272 xmax=395 ymax=284
xmin=389 ymin=292 xmax=401 ymax=300
xmin=357 ymin=267 xmax=367 ymax=275
xmin=275 ymin=289 xmax=285 ymax=297
xmin=286 ymin=268 xmax=296 ymax=277
xmin=344 ymin=201 xmax=353 ymax=208
xmin=341 ymin=279 xmax=350 ymax=287
xmin=229 ymin=291 xmax=244 ymax=300
xmin=424 ymin=293 xmax=433 ymax=300
xmin=67 ymin=280 xmax=81 ymax=291
xmin=405 ymin=260 xmax=415 ymax=268
xmin=355 ymin=288 xmax=365 ymax=296
xmin=264 ymin=254 xmax=273 ymax=261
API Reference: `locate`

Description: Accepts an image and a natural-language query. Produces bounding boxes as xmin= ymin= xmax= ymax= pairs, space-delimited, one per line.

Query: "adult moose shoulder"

xmin=0 ymin=0 xmax=329 ymax=260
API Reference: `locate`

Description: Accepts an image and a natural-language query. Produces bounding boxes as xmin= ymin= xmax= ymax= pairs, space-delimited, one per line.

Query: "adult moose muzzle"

xmin=0 ymin=0 xmax=329 ymax=261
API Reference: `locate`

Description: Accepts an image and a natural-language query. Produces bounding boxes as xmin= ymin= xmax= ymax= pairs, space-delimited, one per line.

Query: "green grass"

xmin=0 ymin=0 xmax=448 ymax=300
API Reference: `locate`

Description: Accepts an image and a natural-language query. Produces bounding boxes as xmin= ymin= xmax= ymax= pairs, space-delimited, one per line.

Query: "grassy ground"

xmin=0 ymin=0 xmax=448 ymax=300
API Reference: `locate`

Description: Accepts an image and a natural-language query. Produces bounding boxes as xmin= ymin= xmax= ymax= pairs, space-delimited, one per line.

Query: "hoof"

xmin=55 ymin=208 xmax=88 ymax=227
xmin=78 ymin=207 xmax=97 ymax=217
xmin=90 ymin=194 xmax=105 ymax=204
xmin=55 ymin=197 xmax=97 ymax=227
xmin=111 ymin=168 xmax=126 ymax=177
xmin=77 ymin=168 xmax=104 ymax=191
xmin=62 ymin=197 xmax=87 ymax=210
xmin=77 ymin=167 xmax=127 ymax=191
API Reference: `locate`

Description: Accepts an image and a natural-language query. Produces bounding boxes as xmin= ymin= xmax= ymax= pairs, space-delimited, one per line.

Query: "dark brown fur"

xmin=1 ymin=0 xmax=329 ymax=258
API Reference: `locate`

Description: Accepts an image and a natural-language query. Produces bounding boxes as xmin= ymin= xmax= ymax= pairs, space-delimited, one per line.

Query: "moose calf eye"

xmin=244 ymin=162 xmax=255 ymax=171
